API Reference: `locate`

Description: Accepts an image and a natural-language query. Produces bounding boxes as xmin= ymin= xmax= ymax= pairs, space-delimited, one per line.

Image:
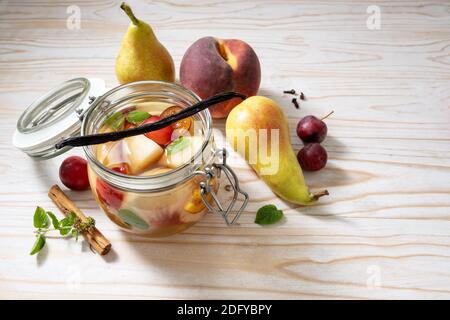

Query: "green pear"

xmin=226 ymin=96 xmax=328 ymax=205
xmin=116 ymin=3 xmax=175 ymax=84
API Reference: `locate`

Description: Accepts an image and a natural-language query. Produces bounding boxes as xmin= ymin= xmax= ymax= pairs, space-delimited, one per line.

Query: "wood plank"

xmin=0 ymin=0 xmax=449 ymax=299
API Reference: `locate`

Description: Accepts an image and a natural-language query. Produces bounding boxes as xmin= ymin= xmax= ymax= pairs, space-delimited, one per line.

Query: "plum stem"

xmin=321 ymin=110 xmax=334 ymax=121
xmin=312 ymin=190 xmax=329 ymax=200
xmin=121 ymin=2 xmax=139 ymax=26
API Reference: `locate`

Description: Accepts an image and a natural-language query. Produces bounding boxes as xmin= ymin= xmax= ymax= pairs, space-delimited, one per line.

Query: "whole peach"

xmin=180 ymin=37 xmax=261 ymax=118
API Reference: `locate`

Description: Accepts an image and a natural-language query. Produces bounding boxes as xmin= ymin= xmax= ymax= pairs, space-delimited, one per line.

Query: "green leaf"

xmin=30 ymin=235 xmax=46 ymax=255
xmin=59 ymin=217 xmax=70 ymax=228
xmin=60 ymin=212 xmax=76 ymax=228
xmin=46 ymin=211 xmax=60 ymax=230
xmin=59 ymin=218 xmax=68 ymax=227
xmin=126 ymin=110 xmax=150 ymax=124
xmin=255 ymin=204 xmax=284 ymax=225
xmin=166 ymin=136 xmax=190 ymax=155
xmin=33 ymin=207 xmax=49 ymax=229
xmin=59 ymin=226 xmax=72 ymax=236
xmin=105 ymin=111 xmax=125 ymax=130
xmin=118 ymin=209 xmax=149 ymax=230
xmin=67 ymin=212 xmax=77 ymax=225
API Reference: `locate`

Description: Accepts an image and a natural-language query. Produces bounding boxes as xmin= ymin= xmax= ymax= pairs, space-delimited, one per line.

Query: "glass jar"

xmin=13 ymin=79 xmax=248 ymax=236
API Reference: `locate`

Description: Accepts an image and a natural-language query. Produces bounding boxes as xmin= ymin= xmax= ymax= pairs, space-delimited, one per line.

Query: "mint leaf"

xmin=67 ymin=212 xmax=77 ymax=225
xmin=126 ymin=110 xmax=150 ymax=124
xmin=46 ymin=211 xmax=60 ymax=230
xmin=118 ymin=209 xmax=149 ymax=230
xmin=59 ymin=226 xmax=72 ymax=236
xmin=60 ymin=212 xmax=76 ymax=228
xmin=30 ymin=235 xmax=46 ymax=255
xmin=166 ymin=136 xmax=190 ymax=155
xmin=105 ymin=111 xmax=125 ymax=130
xmin=59 ymin=217 xmax=70 ymax=227
xmin=255 ymin=204 xmax=284 ymax=225
xmin=33 ymin=207 xmax=49 ymax=229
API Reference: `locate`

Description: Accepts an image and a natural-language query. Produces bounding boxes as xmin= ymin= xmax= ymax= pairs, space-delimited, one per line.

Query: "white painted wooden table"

xmin=1 ymin=0 xmax=450 ymax=299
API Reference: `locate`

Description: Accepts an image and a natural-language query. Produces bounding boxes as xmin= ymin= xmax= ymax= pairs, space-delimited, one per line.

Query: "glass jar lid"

xmin=12 ymin=78 xmax=106 ymax=159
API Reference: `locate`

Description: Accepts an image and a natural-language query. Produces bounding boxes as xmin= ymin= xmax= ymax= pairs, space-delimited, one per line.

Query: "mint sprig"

xmin=255 ymin=204 xmax=284 ymax=225
xmin=30 ymin=206 xmax=95 ymax=255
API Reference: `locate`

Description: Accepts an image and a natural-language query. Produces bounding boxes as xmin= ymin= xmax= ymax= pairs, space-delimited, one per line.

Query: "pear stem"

xmin=121 ymin=2 xmax=139 ymax=26
xmin=321 ymin=110 xmax=334 ymax=121
xmin=312 ymin=190 xmax=329 ymax=200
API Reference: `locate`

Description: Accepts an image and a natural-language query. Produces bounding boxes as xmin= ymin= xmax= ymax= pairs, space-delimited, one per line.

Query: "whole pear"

xmin=116 ymin=3 xmax=175 ymax=84
xmin=226 ymin=96 xmax=328 ymax=205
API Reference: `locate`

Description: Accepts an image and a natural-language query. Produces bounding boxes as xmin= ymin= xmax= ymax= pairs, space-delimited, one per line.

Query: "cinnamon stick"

xmin=48 ymin=185 xmax=111 ymax=255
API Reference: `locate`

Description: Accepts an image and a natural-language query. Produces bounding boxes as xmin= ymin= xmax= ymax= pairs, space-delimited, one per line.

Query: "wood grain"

xmin=0 ymin=0 xmax=450 ymax=299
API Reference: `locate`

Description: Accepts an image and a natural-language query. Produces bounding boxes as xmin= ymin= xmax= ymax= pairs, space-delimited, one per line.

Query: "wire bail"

xmin=194 ymin=148 xmax=249 ymax=225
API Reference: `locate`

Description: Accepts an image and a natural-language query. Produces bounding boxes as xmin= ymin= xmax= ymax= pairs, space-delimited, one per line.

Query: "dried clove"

xmin=291 ymin=98 xmax=300 ymax=109
xmin=283 ymin=89 xmax=296 ymax=95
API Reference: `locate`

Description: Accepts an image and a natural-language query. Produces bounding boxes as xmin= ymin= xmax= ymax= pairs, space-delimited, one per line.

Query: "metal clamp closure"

xmin=193 ymin=148 xmax=249 ymax=225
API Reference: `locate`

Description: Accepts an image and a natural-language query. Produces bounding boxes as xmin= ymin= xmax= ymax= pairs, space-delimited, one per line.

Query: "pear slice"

xmin=97 ymin=140 xmax=127 ymax=167
xmin=124 ymin=134 xmax=164 ymax=174
xmin=96 ymin=127 xmax=125 ymax=166
xmin=163 ymin=136 xmax=203 ymax=169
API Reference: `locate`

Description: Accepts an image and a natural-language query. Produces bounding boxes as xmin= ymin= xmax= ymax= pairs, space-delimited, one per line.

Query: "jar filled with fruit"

xmin=13 ymin=79 xmax=248 ymax=236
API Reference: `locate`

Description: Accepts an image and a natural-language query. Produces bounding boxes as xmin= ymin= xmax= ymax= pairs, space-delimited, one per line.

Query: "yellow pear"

xmin=226 ymin=96 xmax=328 ymax=205
xmin=116 ymin=3 xmax=175 ymax=84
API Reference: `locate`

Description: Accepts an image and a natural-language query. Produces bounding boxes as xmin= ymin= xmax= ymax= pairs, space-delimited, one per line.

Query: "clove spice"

xmin=283 ymin=89 xmax=296 ymax=95
xmin=291 ymin=98 xmax=300 ymax=109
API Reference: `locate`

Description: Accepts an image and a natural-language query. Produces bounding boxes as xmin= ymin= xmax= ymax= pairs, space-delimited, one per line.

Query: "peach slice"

xmin=184 ymin=188 xmax=212 ymax=214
